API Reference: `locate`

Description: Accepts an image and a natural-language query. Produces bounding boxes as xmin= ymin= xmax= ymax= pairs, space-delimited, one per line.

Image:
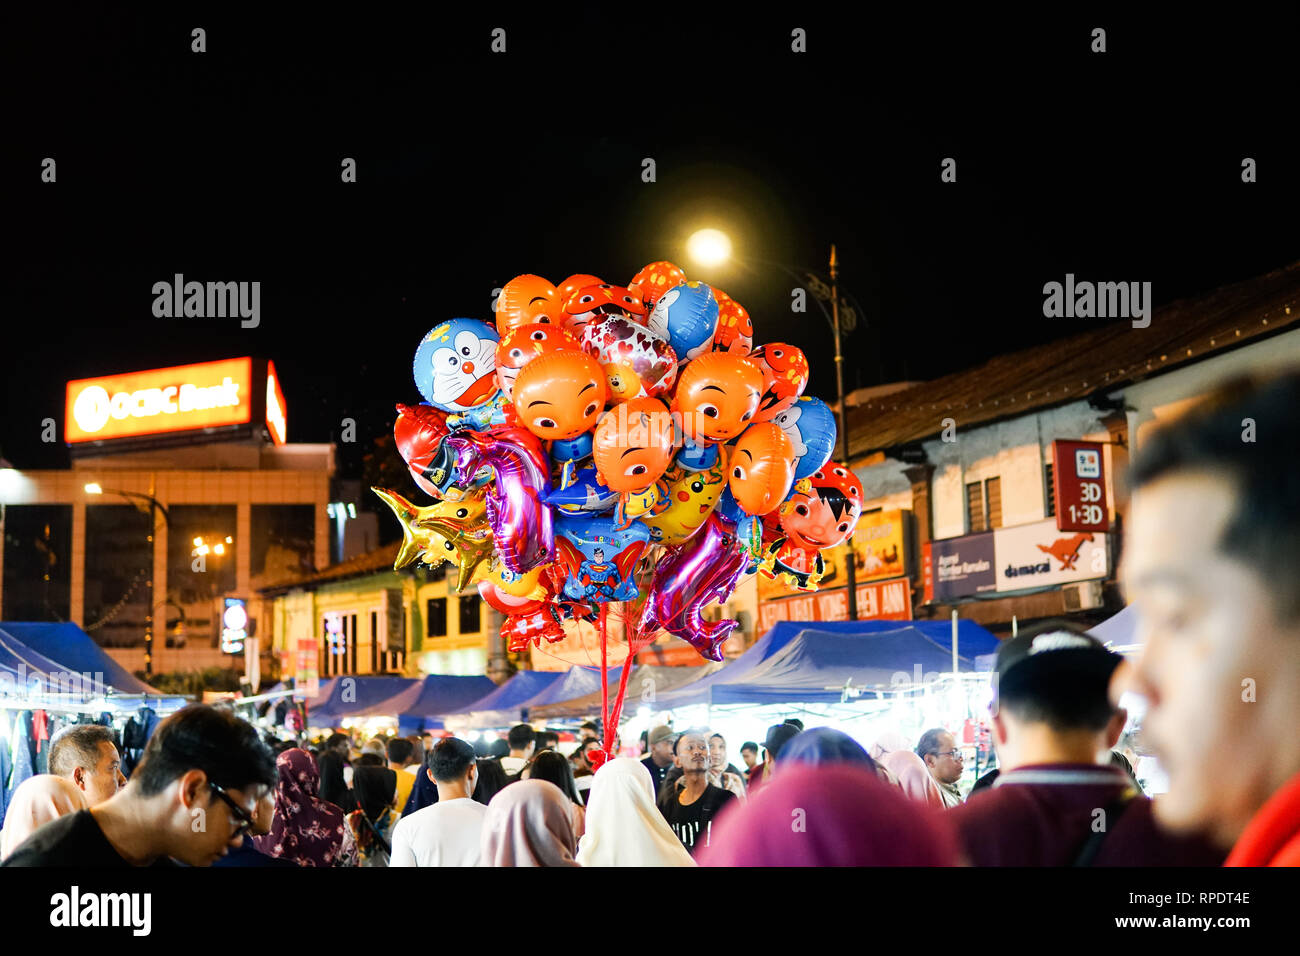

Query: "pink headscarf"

xmin=698 ymin=764 xmax=959 ymax=866
xmin=479 ymin=779 xmax=580 ymax=867
xmin=881 ymin=750 xmax=948 ymax=810
xmin=0 ymin=774 xmax=87 ymax=859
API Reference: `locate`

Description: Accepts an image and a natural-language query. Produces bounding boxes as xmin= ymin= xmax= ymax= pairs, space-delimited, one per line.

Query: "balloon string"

xmin=606 ymin=622 xmax=636 ymax=747
xmin=599 ymin=604 xmax=610 ymax=755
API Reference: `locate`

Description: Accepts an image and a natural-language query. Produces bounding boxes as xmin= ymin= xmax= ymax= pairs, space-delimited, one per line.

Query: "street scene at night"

xmin=1 ymin=5 xmax=1297 ymax=938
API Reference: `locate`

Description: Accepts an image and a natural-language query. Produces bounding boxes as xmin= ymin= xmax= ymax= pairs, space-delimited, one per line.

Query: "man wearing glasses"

xmin=917 ymin=728 xmax=965 ymax=808
xmin=2 ymin=705 xmax=277 ymax=867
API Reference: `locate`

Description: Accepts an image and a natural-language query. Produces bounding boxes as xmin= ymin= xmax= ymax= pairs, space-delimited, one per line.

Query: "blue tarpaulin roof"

xmin=305 ymin=676 xmax=421 ymax=725
xmin=0 ymin=622 xmax=161 ymax=695
xmin=384 ymin=674 xmax=499 ymax=735
xmin=651 ymin=619 xmax=1001 ymax=709
xmin=451 ymin=665 xmax=627 ymax=729
xmin=446 ymin=670 xmax=563 ymax=716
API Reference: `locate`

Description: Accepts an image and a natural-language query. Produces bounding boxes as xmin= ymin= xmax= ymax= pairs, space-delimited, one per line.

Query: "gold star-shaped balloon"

xmin=371 ymin=486 xmax=495 ymax=592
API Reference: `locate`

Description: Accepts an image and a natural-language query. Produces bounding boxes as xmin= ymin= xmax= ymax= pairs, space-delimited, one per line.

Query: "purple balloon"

xmin=443 ymin=425 xmax=554 ymax=574
xmin=638 ymin=514 xmax=747 ymax=663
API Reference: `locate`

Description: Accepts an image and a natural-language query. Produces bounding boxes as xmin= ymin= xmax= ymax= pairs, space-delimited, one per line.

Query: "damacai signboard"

xmin=924 ymin=519 xmax=1108 ymax=602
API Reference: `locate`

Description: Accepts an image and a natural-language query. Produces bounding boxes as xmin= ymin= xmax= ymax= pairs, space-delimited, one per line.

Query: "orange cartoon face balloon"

xmin=495 ymin=325 xmax=581 ymax=401
xmin=749 ymin=343 xmax=810 ymax=422
xmin=728 ymin=422 xmax=795 ymax=516
xmin=592 ymin=397 xmax=676 ymax=493
xmin=711 ymin=288 xmax=754 ymax=355
xmin=495 ymin=274 xmax=561 ymax=335
xmin=510 ymin=349 xmax=608 ymax=441
xmin=670 ymin=352 xmax=765 ymax=444
xmin=557 ymin=274 xmax=604 ymax=305
xmin=628 ymin=260 xmax=688 ymax=310
xmin=561 ymin=283 xmax=646 ymax=335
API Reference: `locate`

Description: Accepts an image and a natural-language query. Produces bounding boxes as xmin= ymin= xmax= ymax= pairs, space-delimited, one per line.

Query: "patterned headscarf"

xmin=253 ymin=749 xmax=355 ymax=867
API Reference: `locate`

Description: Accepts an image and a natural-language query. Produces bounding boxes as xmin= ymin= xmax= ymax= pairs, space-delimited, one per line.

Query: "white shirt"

xmin=389 ymin=797 xmax=489 ymax=867
xmin=499 ymin=756 xmax=528 ymax=776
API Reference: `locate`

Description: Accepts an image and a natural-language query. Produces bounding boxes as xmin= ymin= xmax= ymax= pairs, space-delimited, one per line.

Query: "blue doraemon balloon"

xmin=771 ymin=396 xmax=836 ymax=480
xmin=555 ymin=513 xmax=652 ymax=603
xmin=414 ymin=319 xmax=501 ymax=412
xmin=647 ymin=281 xmax=719 ymax=363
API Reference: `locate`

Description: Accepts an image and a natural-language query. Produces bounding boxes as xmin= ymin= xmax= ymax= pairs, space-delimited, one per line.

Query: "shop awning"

xmin=383 ymin=674 xmax=499 ymax=735
xmin=649 ymin=619 xmax=1001 ymax=710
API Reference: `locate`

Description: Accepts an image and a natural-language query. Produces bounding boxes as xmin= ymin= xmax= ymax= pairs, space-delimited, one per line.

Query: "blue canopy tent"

xmin=383 ymin=675 xmax=498 ymax=735
xmin=651 ymin=619 xmax=1000 ymax=710
xmin=0 ymin=622 xmax=161 ymax=695
xmin=305 ymin=676 xmax=421 ymax=726
xmin=705 ymin=626 xmax=999 ymax=706
xmin=451 ymin=665 xmax=627 ymax=730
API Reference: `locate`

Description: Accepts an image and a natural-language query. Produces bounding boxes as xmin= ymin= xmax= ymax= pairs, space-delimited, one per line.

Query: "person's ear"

xmin=426 ymin=767 xmax=435 ymax=785
xmin=1104 ymin=708 xmax=1127 ymax=749
xmin=178 ymin=769 xmax=208 ymax=810
xmin=72 ymin=766 xmax=86 ymax=789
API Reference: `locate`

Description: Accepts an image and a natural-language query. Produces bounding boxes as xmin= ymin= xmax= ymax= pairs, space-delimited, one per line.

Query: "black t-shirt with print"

xmin=657 ymin=783 xmax=735 ymax=855
xmin=1 ymin=810 xmax=176 ymax=867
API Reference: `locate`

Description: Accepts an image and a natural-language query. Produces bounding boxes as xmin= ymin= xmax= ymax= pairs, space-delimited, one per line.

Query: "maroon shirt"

xmin=951 ymin=763 xmax=1226 ymax=867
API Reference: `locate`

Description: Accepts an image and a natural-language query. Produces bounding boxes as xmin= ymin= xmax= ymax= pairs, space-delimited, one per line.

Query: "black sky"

xmin=5 ymin=7 xmax=1298 ymax=482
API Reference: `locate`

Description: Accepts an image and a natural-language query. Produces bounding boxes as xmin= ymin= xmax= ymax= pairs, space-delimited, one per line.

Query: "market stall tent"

xmin=1087 ymin=603 xmax=1141 ymax=650
xmin=448 ymin=664 xmax=627 ymax=730
xmin=384 ymin=674 xmax=499 ymax=735
xmin=529 ymin=662 xmax=724 ymax=720
xmin=650 ymin=619 xmax=1001 ymax=710
xmin=0 ymin=621 xmax=161 ymax=695
xmin=305 ymin=675 xmax=421 ymax=726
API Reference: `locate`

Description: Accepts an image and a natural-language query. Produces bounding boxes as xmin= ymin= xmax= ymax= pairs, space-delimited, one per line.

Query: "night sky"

xmin=6 ymin=7 xmax=1298 ymax=491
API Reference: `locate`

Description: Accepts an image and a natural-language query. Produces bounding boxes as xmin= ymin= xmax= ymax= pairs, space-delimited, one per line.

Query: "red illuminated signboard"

xmin=1052 ymin=440 xmax=1110 ymax=533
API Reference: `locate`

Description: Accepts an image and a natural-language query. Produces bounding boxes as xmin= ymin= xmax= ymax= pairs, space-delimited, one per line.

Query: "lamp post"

xmin=686 ymin=233 xmax=861 ymax=619
xmin=85 ymin=483 xmax=171 ymax=677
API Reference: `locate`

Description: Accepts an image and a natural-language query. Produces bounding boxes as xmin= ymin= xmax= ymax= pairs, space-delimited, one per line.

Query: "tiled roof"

xmin=846 ymin=261 xmax=1300 ymax=457
xmin=257 ymin=541 xmax=406 ymax=594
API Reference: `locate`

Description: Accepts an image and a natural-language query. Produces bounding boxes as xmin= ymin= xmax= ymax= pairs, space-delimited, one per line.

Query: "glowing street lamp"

xmin=685 ymin=228 xmax=732 ymax=268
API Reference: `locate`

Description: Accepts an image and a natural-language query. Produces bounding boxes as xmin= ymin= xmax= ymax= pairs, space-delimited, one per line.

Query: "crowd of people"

xmin=0 ymin=373 xmax=1298 ymax=867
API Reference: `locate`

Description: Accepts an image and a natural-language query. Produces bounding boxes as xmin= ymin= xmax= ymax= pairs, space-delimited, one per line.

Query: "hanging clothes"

xmin=5 ymin=712 xmax=37 ymax=824
xmin=0 ymin=711 xmax=12 ymax=829
xmin=32 ymin=711 xmax=50 ymax=774
xmin=120 ymin=706 xmax=159 ymax=779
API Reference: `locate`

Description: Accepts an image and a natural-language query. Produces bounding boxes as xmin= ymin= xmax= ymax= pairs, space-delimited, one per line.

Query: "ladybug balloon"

xmin=749 ymin=343 xmax=810 ymax=423
xmin=628 ymin=260 xmax=687 ymax=310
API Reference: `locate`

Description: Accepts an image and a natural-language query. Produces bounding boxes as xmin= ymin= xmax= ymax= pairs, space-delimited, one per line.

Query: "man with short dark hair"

xmin=708 ymin=733 xmax=747 ymax=798
xmin=3 ymin=705 xmax=277 ymax=867
xmin=739 ymin=742 xmax=759 ymax=784
xmin=657 ymin=730 xmax=735 ymax=855
xmin=390 ymin=738 xmax=485 ymax=867
xmin=950 ymin=623 xmax=1224 ymax=866
xmin=579 ymin=722 xmax=599 ymax=742
xmin=1120 ymin=373 xmax=1300 ymax=865
xmin=916 ymin=728 xmax=964 ymax=808
xmin=747 ymin=724 xmax=798 ymax=795
xmin=501 ymin=724 xmax=535 ymax=777
xmin=535 ymin=730 xmax=560 ymax=753
xmin=641 ymin=725 xmax=676 ymax=794
xmin=49 ymin=725 xmax=126 ymax=807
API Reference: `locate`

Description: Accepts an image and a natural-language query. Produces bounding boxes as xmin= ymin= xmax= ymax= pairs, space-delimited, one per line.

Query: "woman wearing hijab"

xmin=254 ymin=748 xmax=359 ymax=867
xmin=699 ymin=764 xmax=960 ymax=866
xmin=0 ymin=775 xmax=87 ymax=860
xmin=479 ymin=779 xmax=580 ymax=867
xmin=523 ymin=750 xmax=586 ymax=842
xmin=346 ymin=766 xmax=398 ymax=867
xmin=880 ymin=750 xmax=948 ymax=810
xmin=317 ymin=747 xmax=357 ymax=814
xmin=576 ymin=757 xmax=696 ymax=867
xmin=779 ymin=728 xmax=878 ymax=772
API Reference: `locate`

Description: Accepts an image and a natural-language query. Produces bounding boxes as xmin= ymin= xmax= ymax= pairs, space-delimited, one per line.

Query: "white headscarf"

xmin=1 ymin=774 xmax=87 ymax=859
xmin=576 ymin=757 xmax=696 ymax=867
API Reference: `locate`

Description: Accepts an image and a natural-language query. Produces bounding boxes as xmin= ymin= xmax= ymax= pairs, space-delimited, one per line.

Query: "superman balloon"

xmin=554 ymin=513 xmax=651 ymax=603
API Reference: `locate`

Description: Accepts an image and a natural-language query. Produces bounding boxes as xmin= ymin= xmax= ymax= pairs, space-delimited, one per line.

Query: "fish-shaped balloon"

xmin=637 ymin=513 xmax=748 ymax=663
xmin=544 ymin=466 xmax=619 ymax=514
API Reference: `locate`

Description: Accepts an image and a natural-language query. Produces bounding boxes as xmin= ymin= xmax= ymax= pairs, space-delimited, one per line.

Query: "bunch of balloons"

xmin=375 ymin=264 xmax=864 ymax=676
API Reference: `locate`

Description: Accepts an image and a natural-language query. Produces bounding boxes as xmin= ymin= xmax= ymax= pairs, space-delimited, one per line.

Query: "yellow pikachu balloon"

xmin=641 ymin=455 xmax=728 ymax=545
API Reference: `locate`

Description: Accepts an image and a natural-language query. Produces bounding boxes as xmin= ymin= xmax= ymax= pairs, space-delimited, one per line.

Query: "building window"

xmin=459 ymin=595 xmax=481 ymax=634
xmin=1045 ymin=463 xmax=1056 ymax=517
xmin=966 ymin=482 xmax=986 ymax=533
xmin=967 ymin=477 xmax=1002 ymax=533
xmin=427 ymin=598 xmax=447 ymax=638
xmin=986 ymin=476 xmax=1002 ymax=529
